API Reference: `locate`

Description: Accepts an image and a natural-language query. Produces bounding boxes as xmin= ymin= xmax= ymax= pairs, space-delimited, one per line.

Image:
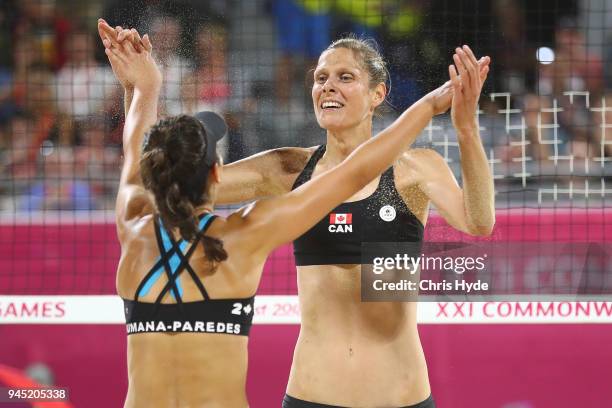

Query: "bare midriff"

xmin=125 ymin=333 xmax=249 ymax=408
xmin=286 ymin=264 xmax=430 ymax=407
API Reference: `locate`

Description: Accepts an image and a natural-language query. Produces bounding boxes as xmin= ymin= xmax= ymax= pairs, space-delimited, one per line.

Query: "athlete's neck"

xmin=323 ymin=120 xmax=373 ymax=165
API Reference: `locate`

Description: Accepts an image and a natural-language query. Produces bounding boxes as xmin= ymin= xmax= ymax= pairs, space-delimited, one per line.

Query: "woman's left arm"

xmin=99 ymin=19 xmax=162 ymax=233
xmin=454 ymin=124 xmax=496 ymax=236
xmin=452 ymin=46 xmax=495 ymax=235
xmin=410 ymin=46 xmax=495 ymax=236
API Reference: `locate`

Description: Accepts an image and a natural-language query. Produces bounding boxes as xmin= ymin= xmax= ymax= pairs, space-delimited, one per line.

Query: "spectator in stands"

xmin=55 ymin=25 xmax=118 ymax=119
xmin=476 ymin=98 xmax=518 ymax=163
xmin=591 ymin=94 xmax=612 ymax=159
xmin=0 ymin=0 xmax=19 ymax=69
xmin=0 ymin=0 xmax=18 ymax=123
xmin=491 ymin=0 xmax=536 ymax=95
xmin=519 ymin=94 xmax=555 ymax=162
xmin=181 ymin=23 xmax=231 ymax=115
xmin=74 ymin=115 xmax=121 ymax=200
xmin=524 ymin=18 xmax=604 ymax=161
xmin=605 ymin=31 xmax=612 ymax=91
xmin=57 ymin=25 xmax=117 ymax=115
xmin=1 ymin=111 xmax=37 ymax=181
xmin=21 ymin=146 xmax=97 ymax=211
xmin=14 ymin=0 xmax=71 ymax=72
xmin=0 ymin=66 xmax=14 ymax=124
xmin=13 ymin=64 xmax=74 ymax=155
xmin=538 ymin=18 xmax=603 ymax=98
xmin=150 ymin=14 xmax=192 ymax=116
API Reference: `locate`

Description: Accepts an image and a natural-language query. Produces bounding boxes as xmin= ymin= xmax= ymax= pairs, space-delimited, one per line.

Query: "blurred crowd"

xmin=1 ymin=0 xmax=611 ymax=211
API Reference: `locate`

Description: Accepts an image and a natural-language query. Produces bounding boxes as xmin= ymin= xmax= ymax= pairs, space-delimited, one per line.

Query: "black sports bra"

xmin=122 ymin=213 xmax=254 ymax=336
xmin=292 ymin=145 xmax=424 ymax=266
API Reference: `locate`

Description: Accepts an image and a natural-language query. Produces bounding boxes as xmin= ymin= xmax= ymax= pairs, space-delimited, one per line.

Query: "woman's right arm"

xmin=217 ymin=147 xmax=315 ymax=203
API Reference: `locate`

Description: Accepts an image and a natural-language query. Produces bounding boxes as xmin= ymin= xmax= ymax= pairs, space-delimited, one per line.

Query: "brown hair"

xmin=140 ymin=115 xmax=227 ymax=265
xmin=325 ymin=37 xmax=389 ymax=92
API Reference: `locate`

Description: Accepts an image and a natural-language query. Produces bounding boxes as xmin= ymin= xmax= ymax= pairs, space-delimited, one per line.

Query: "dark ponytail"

xmin=140 ymin=115 xmax=228 ymax=266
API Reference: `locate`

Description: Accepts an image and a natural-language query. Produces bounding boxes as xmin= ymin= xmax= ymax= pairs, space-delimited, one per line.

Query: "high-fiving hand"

xmin=428 ymin=49 xmax=489 ymax=116
xmin=97 ymin=19 xmax=160 ymax=92
xmin=449 ymin=45 xmax=489 ymax=135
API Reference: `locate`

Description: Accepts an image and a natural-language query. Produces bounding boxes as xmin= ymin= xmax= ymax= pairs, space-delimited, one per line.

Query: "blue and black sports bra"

xmin=292 ymin=144 xmax=424 ymax=266
xmin=122 ymin=213 xmax=255 ymax=336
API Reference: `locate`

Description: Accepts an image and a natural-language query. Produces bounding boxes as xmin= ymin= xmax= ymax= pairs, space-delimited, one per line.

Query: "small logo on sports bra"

xmin=379 ymin=205 xmax=396 ymax=222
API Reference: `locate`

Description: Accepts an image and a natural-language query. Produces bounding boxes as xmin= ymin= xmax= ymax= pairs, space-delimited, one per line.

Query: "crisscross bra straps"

xmin=123 ymin=213 xmax=255 ymax=336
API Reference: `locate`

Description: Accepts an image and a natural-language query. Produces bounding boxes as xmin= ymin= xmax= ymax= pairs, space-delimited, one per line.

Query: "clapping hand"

xmin=448 ymin=45 xmax=489 ymax=135
xmin=97 ymin=18 xmax=161 ymax=92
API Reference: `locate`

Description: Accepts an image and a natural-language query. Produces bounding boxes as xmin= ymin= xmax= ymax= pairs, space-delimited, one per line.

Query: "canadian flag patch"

xmin=329 ymin=213 xmax=352 ymax=224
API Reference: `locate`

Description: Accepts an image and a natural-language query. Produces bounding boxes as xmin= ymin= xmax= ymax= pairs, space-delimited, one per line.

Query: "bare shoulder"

xmin=267 ymin=146 xmax=318 ymax=175
xmin=220 ymin=146 xmax=318 ymax=200
xmin=261 ymin=146 xmax=318 ymax=194
xmin=116 ymin=211 xmax=155 ymax=254
xmin=116 ymin=184 xmax=156 ymax=242
xmin=225 ymin=146 xmax=317 ymax=177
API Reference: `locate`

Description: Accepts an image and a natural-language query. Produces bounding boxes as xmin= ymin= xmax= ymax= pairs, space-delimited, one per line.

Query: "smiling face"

xmin=312 ymin=47 xmax=385 ymax=132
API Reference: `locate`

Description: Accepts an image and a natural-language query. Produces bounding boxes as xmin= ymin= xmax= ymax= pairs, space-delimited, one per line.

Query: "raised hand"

xmin=449 ymin=45 xmax=489 ymax=135
xmin=428 ymin=51 xmax=490 ymax=116
xmin=117 ymin=26 xmax=150 ymax=53
xmin=98 ymin=20 xmax=149 ymax=52
xmin=98 ymin=19 xmax=161 ymax=93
